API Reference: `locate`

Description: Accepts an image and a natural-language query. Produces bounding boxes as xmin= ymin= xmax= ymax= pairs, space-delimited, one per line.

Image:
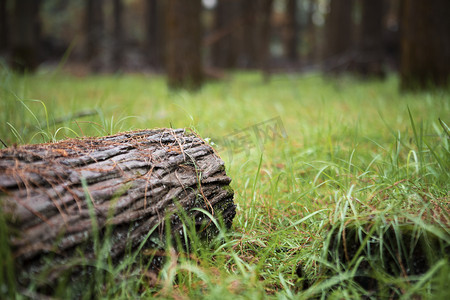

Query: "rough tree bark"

xmin=400 ymin=0 xmax=450 ymax=90
xmin=165 ymin=0 xmax=203 ymax=90
xmin=0 ymin=129 xmax=235 ymax=285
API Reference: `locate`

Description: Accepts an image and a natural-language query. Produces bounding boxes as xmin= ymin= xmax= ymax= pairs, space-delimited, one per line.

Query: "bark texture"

xmin=0 ymin=129 xmax=235 ymax=283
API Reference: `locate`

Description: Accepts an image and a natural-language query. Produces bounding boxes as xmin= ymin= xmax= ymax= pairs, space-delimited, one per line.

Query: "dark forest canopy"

xmin=0 ymin=0 xmax=448 ymax=90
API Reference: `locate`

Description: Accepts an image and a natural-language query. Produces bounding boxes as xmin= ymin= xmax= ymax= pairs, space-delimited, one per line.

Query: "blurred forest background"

xmin=0 ymin=0 xmax=449 ymax=91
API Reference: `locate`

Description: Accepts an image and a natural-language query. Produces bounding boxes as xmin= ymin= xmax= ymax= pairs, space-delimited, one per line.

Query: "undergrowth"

xmin=0 ymin=67 xmax=449 ymax=299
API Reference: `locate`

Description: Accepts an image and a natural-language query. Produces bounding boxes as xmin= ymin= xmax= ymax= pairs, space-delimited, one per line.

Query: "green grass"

xmin=1 ymin=67 xmax=449 ymax=299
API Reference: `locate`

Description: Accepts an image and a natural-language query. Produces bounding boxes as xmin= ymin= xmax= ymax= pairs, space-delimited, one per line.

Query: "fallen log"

xmin=0 ymin=128 xmax=235 ymax=285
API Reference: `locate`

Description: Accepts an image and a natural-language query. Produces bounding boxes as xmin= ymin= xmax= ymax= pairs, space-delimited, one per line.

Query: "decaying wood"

xmin=0 ymin=128 xmax=235 ymax=283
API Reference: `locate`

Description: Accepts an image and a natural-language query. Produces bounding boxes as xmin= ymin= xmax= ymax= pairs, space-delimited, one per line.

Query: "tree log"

xmin=0 ymin=128 xmax=235 ymax=283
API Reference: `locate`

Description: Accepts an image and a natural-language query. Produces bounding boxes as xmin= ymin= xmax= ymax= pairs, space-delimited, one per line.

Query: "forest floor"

xmin=1 ymin=69 xmax=449 ymax=299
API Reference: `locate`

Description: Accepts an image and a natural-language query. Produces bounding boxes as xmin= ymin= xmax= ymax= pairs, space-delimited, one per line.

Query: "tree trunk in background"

xmin=325 ymin=0 xmax=354 ymax=71
xmin=0 ymin=0 xmax=7 ymax=53
xmin=211 ymin=0 xmax=242 ymax=69
xmin=383 ymin=0 xmax=401 ymax=70
xmin=241 ymin=0 xmax=273 ymax=71
xmin=112 ymin=0 xmax=123 ymax=71
xmin=85 ymin=0 xmax=104 ymax=73
xmin=165 ymin=0 xmax=203 ymax=90
xmin=354 ymin=0 xmax=385 ymax=78
xmin=241 ymin=1 xmax=256 ymax=68
xmin=400 ymin=0 xmax=450 ymax=90
xmin=305 ymin=0 xmax=317 ymax=64
xmin=284 ymin=0 xmax=299 ymax=63
xmin=259 ymin=0 xmax=274 ymax=80
xmin=146 ymin=0 xmax=164 ymax=69
xmin=10 ymin=0 xmax=41 ymax=72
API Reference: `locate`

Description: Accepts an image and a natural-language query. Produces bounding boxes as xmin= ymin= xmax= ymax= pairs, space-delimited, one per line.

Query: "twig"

xmin=0 ymin=137 xmax=7 ymax=148
xmin=39 ymin=109 xmax=97 ymax=128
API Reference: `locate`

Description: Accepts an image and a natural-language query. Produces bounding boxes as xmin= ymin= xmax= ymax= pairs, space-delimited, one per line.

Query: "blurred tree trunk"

xmin=400 ymin=0 xmax=450 ymax=90
xmin=325 ymin=0 xmax=354 ymax=71
xmin=146 ymin=0 xmax=164 ymax=69
xmin=258 ymin=0 xmax=273 ymax=80
xmin=354 ymin=0 xmax=385 ymax=77
xmin=211 ymin=0 xmax=242 ymax=69
xmin=85 ymin=0 xmax=104 ymax=73
xmin=383 ymin=0 xmax=401 ymax=69
xmin=165 ymin=0 xmax=203 ymax=90
xmin=305 ymin=0 xmax=316 ymax=64
xmin=241 ymin=0 xmax=273 ymax=71
xmin=0 ymin=0 xmax=7 ymax=53
xmin=284 ymin=0 xmax=299 ymax=62
xmin=10 ymin=0 xmax=41 ymax=72
xmin=241 ymin=1 xmax=256 ymax=68
xmin=112 ymin=0 xmax=123 ymax=71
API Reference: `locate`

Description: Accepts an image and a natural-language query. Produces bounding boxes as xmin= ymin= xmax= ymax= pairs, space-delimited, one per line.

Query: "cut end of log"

xmin=0 ymin=128 xmax=236 ymax=286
